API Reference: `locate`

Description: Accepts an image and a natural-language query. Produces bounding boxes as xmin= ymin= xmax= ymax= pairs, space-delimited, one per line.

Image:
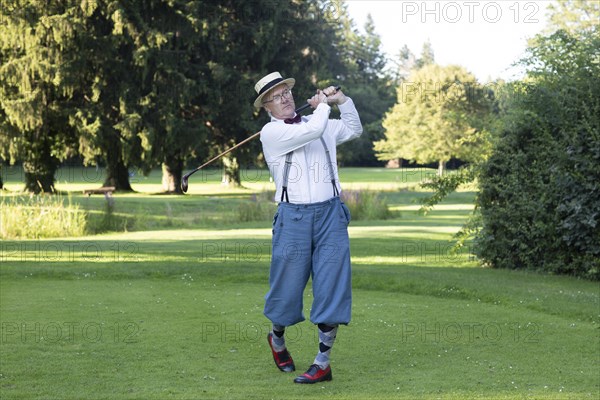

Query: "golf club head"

xmin=181 ymin=175 xmax=189 ymax=193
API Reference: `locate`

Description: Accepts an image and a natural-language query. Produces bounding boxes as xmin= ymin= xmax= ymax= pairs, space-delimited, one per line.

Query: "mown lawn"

xmin=1 ymin=167 xmax=598 ymax=399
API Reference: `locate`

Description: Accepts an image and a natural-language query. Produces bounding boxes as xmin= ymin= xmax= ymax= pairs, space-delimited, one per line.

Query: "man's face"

xmin=262 ymin=84 xmax=295 ymax=120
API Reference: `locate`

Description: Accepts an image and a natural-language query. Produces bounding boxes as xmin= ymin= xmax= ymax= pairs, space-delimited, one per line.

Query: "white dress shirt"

xmin=260 ymin=98 xmax=363 ymax=204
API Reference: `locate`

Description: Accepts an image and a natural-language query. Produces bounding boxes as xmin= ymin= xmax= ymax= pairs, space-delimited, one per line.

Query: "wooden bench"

xmin=83 ymin=186 xmax=115 ymax=197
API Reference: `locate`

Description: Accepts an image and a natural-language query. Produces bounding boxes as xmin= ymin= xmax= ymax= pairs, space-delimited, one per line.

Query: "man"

xmin=254 ymin=71 xmax=362 ymax=384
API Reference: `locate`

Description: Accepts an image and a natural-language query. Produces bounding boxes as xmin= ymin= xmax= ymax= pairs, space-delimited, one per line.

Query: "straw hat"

xmin=254 ymin=72 xmax=295 ymax=108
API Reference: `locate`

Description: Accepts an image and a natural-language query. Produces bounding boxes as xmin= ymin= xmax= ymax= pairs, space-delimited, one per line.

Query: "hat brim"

xmin=254 ymin=78 xmax=295 ymax=108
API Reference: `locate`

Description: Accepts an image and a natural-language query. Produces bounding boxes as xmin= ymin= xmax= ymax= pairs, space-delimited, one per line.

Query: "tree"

xmin=545 ymin=0 xmax=600 ymax=35
xmin=68 ymin=1 xmax=163 ymax=192
xmin=328 ymin=10 xmax=395 ymax=166
xmin=130 ymin=0 xmax=209 ymax=193
xmin=1 ymin=0 xmax=396 ymax=192
xmin=375 ymin=64 xmax=493 ymax=175
xmin=0 ymin=1 xmax=80 ymax=193
xmin=415 ymin=39 xmax=435 ymax=69
xmin=390 ymin=44 xmax=417 ymax=83
xmin=178 ymin=0 xmax=344 ymax=187
xmin=413 ymin=0 xmax=599 ymax=279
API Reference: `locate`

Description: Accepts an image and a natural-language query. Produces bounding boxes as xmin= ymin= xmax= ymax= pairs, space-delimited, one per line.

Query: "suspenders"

xmin=320 ymin=137 xmax=340 ymax=198
xmin=280 ymin=137 xmax=339 ymax=203
xmin=281 ymin=152 xmax=293 ymax=203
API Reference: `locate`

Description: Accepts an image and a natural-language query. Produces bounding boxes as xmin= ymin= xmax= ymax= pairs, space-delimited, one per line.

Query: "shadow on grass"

xmin=2 ymin=236 xmax=598 ymax=324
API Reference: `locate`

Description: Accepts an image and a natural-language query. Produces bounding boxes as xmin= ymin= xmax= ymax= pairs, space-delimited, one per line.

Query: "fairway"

xmin=1 ymin=167 xmax=598 ymax=399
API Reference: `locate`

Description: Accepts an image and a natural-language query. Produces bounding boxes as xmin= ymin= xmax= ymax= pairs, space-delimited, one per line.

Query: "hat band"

xmin=258 ymin=77 xmax=284 ymax=96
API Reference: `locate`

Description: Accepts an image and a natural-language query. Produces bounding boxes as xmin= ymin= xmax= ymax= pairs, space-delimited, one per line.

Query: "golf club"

xmin=181 ymin=86 xmax=340 ymax=193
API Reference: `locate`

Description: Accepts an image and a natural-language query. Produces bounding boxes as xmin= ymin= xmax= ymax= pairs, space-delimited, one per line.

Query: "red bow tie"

xmin=284 ymin=114 xmax=302 ymax=124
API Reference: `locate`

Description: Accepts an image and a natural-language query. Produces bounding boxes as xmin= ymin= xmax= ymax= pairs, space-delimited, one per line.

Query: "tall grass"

xmin=85 ymin=198 xmax=137 ymax=234
xmin=1 ymin=194 xmax=87 ymax=239
xmin=341 ymin=189 xmax=392 ymax=220
xmin=237 ymin=190 xmax=393 ymax=222
xmin=0 ymin=188 xmax=391 ymax=239
xmin=236 ymin=191 xmax=277 ymax=222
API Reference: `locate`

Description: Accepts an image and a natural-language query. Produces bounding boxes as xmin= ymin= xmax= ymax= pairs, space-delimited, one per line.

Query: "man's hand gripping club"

xmin=307 ymin=86 xmax=347 ymax=109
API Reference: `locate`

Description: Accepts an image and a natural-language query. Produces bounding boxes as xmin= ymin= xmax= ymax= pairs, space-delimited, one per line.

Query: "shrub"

xmin=476 ymin=30 xmax=600 ymax=280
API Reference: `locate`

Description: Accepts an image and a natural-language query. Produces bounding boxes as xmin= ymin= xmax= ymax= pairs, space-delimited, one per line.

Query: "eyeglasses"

xmin=263 ymin=88 xmax=292 ymax=105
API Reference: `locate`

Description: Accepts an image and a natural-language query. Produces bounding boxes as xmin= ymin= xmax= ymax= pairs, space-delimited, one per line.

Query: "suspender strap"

xmin=320 ymin=137 xmax=339 ymax=197
xmin=280 ymin=152 xmax=293 ymax=203
xmin=279 ymin=138 xmax=339 ymax=203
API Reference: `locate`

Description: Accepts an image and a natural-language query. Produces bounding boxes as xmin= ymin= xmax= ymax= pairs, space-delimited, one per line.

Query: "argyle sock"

xmin=314 ymin=323 xmax=338 ymax=369
xmin=271 ymin=324 xmax=286 ymax=352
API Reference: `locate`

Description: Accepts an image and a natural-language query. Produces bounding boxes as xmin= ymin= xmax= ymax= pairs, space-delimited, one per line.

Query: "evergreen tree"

xmin=391 ymin=44 xmax=417 ymax=83
xmin=329 ymin=9 xmax=395 ymax=166
xmin=0 ymin=1 xmax=80 ymax=193
xmin=1 ymin=0 xmax=394 ymax=191
xmin=68 ymin=1 xmax=155 ymax=191
xmin=415 ymin=39 xmax=435 ymax=69
xmin=131 ymin=0 xmax=209 ymax=193
xmin=170 ymin=0 xmax=342 ymax=187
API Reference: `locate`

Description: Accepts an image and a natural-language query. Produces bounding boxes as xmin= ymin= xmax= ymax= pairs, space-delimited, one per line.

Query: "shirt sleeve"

xmin=326 ymin=97 xmax=363 ymax=145
xmin=260 ymin=103 xmax=331 ymax=158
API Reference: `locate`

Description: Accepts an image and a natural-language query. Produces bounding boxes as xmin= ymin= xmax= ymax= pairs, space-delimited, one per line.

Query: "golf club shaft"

xmin=187 ymin=131 xmax=262 ymax=176
xmin=182 ymin=86 xmax=340 ymax=192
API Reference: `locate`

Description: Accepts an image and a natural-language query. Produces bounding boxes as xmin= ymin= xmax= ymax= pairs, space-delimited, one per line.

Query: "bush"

xmin=476 ymin=30 xmax=600 ymax=280
xmin=1 ymin=194 xmax=87 ymax=239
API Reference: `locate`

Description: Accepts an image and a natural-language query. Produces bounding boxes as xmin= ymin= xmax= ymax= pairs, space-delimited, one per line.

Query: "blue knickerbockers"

xmin=264 ymin=197 xmax=352 ymax=327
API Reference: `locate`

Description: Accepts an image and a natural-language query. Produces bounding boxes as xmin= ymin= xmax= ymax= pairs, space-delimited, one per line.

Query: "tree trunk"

xmin=24 ymin=165 xmax=56 ymax=193
xmin=22 ymin=141 xmax=58 ymax=193
xmin=221 ymin=155 xmax=242 ymax=187
xmin=438 ymin=160 xmax=447 ymax=177
xmin=161 ymin=158 xmax=183 ymax=194
xmin=103 ymin=159 xmax=132 ymax=191
xmin=103 ymin=141 xmax=133 ymax=191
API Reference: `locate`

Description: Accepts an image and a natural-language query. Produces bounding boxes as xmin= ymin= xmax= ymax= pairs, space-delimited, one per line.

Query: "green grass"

xmin=1 ymin=166 xmax=599 ymax=399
